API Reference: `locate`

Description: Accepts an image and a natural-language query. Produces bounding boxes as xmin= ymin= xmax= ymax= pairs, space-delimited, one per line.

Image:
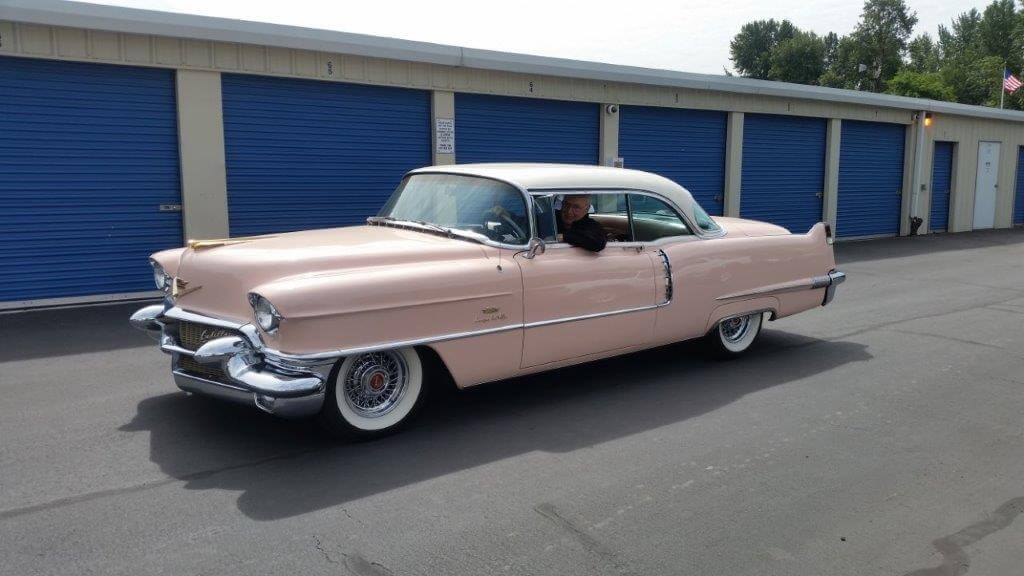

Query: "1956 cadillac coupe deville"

xmin=131 ymin=164 xmax=845 ymax=438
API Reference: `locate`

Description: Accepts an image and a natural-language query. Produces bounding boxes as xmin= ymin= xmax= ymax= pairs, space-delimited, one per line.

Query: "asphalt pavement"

xmin=1 ymin=229 xmax=1023 ymax=576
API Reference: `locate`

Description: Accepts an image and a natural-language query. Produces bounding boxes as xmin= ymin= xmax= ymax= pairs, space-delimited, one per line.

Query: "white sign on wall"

xmin=435 ymin=118 xmax=455 ymax=155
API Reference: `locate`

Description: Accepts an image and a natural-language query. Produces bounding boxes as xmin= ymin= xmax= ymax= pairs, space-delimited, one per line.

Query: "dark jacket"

xmin=556 ymin=212 xmax=607 ymax=252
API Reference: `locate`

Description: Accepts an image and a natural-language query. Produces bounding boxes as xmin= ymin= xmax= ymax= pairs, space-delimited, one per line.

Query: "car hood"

xmin=712 ymin=216 xmax=791 ymax=237
xmin=170 ymin=225 xmax=491 ymax=322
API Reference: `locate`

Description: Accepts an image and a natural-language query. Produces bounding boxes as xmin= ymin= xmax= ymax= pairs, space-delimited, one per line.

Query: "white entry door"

xmin=973 ymin=141 xmax=1000 ymax=229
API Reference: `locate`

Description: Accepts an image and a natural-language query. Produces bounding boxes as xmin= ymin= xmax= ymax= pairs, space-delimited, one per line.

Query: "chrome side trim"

xmin=716 ymin=276 xmax=829 ymax=301
xmin=523 ymin=303 xmax=661 ymax=329
xmin=656 ymin=249 xmax=673 ymax=305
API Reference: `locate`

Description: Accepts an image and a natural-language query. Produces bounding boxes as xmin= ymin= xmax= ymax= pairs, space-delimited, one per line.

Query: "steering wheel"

xmin=498 ymin=212 xmax=527 ymax=241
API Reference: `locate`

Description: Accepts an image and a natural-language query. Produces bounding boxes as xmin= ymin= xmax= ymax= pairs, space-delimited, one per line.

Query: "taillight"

xmin=824 ymin=223 xmax=834 ymax=245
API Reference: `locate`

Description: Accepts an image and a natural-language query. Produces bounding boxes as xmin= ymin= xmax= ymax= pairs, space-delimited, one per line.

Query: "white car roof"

xmin=409 ymin=163 xmax=700 ymax=222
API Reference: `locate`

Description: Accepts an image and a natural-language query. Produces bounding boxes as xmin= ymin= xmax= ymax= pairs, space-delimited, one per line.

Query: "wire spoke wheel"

xmin=708 ymin=312 xmax=764 ymax=357
xmin=342 ymin=351 xmax=409 ymax=418
xmin=719 ymin=315 xmax=752 ymax=344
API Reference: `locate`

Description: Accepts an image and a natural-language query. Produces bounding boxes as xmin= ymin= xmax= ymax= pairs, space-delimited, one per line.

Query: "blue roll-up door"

xmin=619 ymin=106 xmax=727 ymax=215
xmin=0 ymin=56 xmax=182 ymax=305
xmin=740 ymin=114 xmax=826 ymax=233
xmin=930 ymin=141 xmax=954 ymax=232
xmin=837 ymin=120 xmax=906 ymax=238
xmin=222 ymin=74 xmax=431 ymax=236
xmin=455 ymin=94 xmax=598 ymax=164
xmin=1015 ymin=147 xmax=1024 ymax=226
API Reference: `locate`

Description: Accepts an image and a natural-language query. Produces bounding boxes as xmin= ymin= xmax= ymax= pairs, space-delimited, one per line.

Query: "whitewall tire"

xmin=318 ymin=347 xmax=426 ymax=439
xmin=707 ymin=312 xmax=764 ymax=358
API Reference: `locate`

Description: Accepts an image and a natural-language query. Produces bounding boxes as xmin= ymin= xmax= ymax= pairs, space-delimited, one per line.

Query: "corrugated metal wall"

xmin=930 ymin=142 xmax=954 ymax=232
xmin=837 ymin=120 xmax=906 ymax=238
xmin=455 ymin=94 xmax=599 ymax=164
xmin=221 ymin=74 xmax=431 ymax=237
xmin=618 ymin=106 xmax=727 ymax=215
xmin=0 ymin=56 xmax=182 ymax=304
xmin=1015 ymin=147 xmax=1024 ymax=226
xmin=740 ymin=114 xmax=826 ymax=233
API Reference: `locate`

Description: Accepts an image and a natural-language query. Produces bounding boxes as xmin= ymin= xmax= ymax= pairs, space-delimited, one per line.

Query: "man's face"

xmin=561 ymin=196 xmax=591 ymax=226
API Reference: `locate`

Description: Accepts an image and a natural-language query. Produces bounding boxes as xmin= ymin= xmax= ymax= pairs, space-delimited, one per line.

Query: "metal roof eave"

xmin=4 ymin=0 xmax=1024 ymax=123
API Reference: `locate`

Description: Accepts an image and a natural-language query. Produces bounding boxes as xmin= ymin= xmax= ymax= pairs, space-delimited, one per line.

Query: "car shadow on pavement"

xmin=0 ymin=301 xmax=159 ymax=362
xmin=121 ymin=329 xmax=871 ymax=521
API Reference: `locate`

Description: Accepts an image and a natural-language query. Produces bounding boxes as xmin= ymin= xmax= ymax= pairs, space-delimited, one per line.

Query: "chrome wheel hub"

xmin=342 ymin=351 xmax=408 ymax=418
xmin=720 ymin=315 xmax=751 ymax=343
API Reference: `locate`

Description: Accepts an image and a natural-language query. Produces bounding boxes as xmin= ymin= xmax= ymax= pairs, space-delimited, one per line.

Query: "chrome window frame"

xmin=528 ymin=187 xmax=725 ymax=241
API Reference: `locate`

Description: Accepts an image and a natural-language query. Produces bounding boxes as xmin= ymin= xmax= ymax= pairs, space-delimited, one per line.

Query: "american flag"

xmin=1004 ymin=69 xmax=1022 ymax=93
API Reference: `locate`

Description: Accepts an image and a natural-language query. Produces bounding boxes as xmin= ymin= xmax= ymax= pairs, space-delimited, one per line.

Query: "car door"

xmin=515 ymin=192 xmax=658 ymax=368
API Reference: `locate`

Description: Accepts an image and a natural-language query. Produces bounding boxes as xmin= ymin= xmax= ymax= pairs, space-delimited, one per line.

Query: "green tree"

xmin=907 ymin=33 xmax=940 ymax=73
xmin=885 ymin=70 xmax=956 ymax=100
xmin=769 ymin=32 xmax=826 ymax=84
xmin=850 ymin=0 xmax=918 ymax=92
xmin=819 ymin=35 xmax=862 ymax=89
xmin=978 ymin=0 xmax=1018 ymax=64
xmin=730 ymin=19 xmax=799 ymax=79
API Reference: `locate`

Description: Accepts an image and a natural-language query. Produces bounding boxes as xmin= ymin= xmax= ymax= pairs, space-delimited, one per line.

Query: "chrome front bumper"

xmin=130 ymin=303 xmax=333 ymax=418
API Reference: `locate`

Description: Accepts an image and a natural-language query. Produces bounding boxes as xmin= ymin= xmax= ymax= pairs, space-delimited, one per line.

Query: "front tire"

xmin=317 ymin=347 xmax=425 ymax=440
xmin=706 ymin=312 xmax=763 ymax=358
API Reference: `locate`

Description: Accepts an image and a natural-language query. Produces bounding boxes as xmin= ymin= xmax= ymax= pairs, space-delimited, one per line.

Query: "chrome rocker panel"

xmin=130 ymin=303 xmax=331 ymax=418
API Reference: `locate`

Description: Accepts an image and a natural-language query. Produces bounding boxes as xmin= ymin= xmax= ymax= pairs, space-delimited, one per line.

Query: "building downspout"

xmin=909 ymin=109 xmax=927 ymax=235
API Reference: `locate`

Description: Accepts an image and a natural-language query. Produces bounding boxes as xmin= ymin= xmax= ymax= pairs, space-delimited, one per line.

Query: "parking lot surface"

xmin=2 ymin=230 xmax=1023 ymax=576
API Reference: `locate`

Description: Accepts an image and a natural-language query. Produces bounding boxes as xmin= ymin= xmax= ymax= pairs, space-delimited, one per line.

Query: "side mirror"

xmin=524 ymin=237 xmax=546 ymax=259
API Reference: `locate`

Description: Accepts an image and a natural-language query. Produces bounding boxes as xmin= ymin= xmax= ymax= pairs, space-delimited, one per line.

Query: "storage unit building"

xmin=2 ymin=2 xmax=1024 ymax=309
xmin=618 ymin=106 xmax=727 ymax=215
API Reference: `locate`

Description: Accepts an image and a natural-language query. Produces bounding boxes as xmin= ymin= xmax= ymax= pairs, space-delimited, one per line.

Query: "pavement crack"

xmin=900 ymin=496 xmax=1024 ymax=576
xmin=534 ymin=502 xmax=632 ymax=574
xmin=313 ymin=535 xmax=340 ymax=565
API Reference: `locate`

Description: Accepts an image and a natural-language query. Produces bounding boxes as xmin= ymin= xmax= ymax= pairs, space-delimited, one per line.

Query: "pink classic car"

xmin=131 ymin=164 xmax=845 ymax=438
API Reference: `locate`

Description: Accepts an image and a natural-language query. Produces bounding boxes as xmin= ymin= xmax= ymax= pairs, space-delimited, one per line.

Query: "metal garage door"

xmin=619 ymin=106 xmax=727 ymax=215
xmin=455 ymin=94 xmax=599 ymax=164
xmin=1015 ymin=147 xmax=1024 ymax=226
xmin=930 ymin=141 xmax=954 ymax=232
xmin=222 ymin=74 xmax=431 ymax=236
xmin=740 ymin=114 xmax=826 ymax=233
xmin=837 ymin=120 xmax=906 ymax=238
xmin=0 ymin=56 xmax=182 ymax=306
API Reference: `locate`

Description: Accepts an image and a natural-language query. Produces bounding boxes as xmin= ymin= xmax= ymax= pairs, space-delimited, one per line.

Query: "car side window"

xmin=628 ymin=194 xmax=692 ymax=241
xmin=532 ymin=194 xmax=558 ymax=241
xmin=587 ymin=194 xmax=632 ymax=242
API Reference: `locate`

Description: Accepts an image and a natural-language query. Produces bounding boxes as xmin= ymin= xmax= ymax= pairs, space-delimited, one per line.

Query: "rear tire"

xmin=316 ymin=346 xmax=426 ymax=440
xmin=706 ymin=312 xmax=764 ymax=359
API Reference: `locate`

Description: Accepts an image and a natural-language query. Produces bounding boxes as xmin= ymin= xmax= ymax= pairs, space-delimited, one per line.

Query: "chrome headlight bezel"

xmin=151 ymin=259 xmax=171 ymax=293
xmin=248 ymin=293 xmax=282 ymax=334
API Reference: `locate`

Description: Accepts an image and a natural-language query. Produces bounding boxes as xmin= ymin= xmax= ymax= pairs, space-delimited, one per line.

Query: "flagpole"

xmin=1001 ymin=68 xmax=1005 ymax=109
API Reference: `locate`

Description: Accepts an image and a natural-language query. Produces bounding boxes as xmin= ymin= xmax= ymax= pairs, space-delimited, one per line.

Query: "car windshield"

xmin=379 ymin=173 xmax=530 ymax=245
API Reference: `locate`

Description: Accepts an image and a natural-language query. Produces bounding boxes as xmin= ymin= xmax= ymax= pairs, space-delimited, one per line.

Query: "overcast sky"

xmin=88 ymin=0 xmax=988 ymax=74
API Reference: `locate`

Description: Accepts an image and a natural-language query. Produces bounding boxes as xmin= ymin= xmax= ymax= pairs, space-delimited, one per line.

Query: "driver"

xmin=556 ymin=194 xmax=606 ymax=252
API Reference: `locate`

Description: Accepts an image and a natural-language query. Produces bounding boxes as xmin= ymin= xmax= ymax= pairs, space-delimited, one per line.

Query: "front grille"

xmin=176 ymin=321 xmax=236 ymax=382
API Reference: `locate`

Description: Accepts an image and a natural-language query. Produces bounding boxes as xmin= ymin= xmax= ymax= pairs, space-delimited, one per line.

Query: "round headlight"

xmin=151 ymin=261 xmax=170 ymax=292
xmin=250 ymin=294 xmax=281 ymax=333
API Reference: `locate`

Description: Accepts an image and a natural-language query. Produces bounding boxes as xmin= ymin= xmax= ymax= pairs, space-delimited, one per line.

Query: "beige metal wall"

xmin=1 ymin=19 xmax=1021 ymax=236
xmin=921 ymin=115 xmax=1024 ymax=232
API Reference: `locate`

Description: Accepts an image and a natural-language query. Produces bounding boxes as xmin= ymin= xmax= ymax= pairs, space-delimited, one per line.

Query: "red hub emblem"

xmin=368 ymin=371 xmax=386 ymax=392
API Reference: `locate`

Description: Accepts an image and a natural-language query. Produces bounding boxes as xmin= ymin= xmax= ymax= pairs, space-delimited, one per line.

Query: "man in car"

xmin=557 ymin=194 xmax=606 ymax=252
